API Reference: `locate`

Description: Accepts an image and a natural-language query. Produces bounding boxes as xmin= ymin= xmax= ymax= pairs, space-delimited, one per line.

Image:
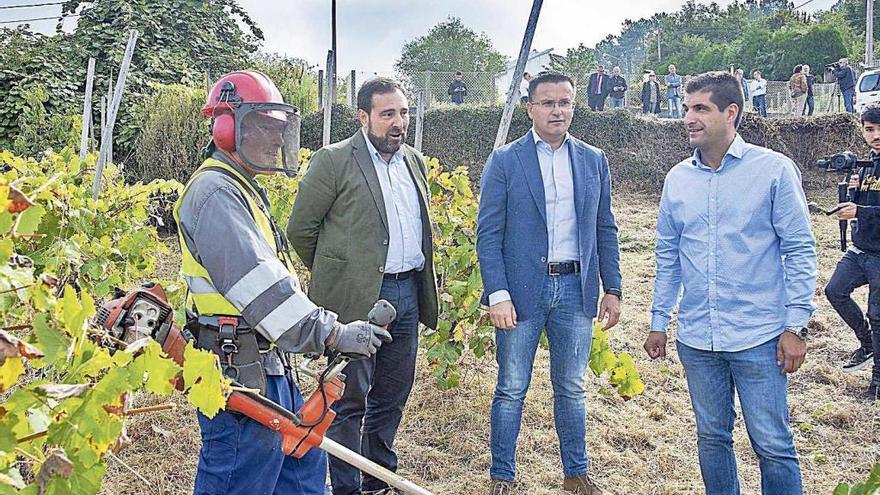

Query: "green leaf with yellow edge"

xmin=182 ymin=342 xmax=228 ymax=418
xmin=59 ymin=286 xmax=82 ymax=334
xmin=15 ymin=204 xmax=45 ymax=235
xmin=0 ymin=212 xmax=12 ymax=236
xmin=0 ymin=357 xmax=23 ymax=393
xmin=0 ymin=239 xmax=12 ymax=264
xmin=129 ymin=340 xmax=181 ymax=396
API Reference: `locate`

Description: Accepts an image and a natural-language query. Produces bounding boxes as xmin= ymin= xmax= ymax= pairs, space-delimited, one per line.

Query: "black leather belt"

xmin=384 ymin=269 xmax=417 ymax=280
xmin=548 ymin=261 xmax=580 ymax=275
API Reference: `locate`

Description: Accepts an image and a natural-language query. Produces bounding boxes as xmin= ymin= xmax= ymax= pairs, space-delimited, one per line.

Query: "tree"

xmin=395 ymin=17 xmax=507 ymax=104
xmin=549 ymin=43 xmax=597 ymax=78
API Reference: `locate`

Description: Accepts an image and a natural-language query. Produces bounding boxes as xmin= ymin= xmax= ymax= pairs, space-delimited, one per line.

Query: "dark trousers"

xmin=804 ymin=95 xmax=815 ymax=116
xmin=587 ymin=93 xmax=606 ymax=111
xmin=753 ymin=94 xmax=768 ymax=117
xmin=328 ymin=276 xmax=420 ymax=494
xmin=825 ymin=250 xmax=880 ymax=378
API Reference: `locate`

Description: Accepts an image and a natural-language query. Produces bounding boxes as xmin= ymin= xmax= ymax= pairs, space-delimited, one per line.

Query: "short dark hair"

xmin=528 ymin=72 xmax=575 ymax=102
xmin=861 ymin=104 xmax=880 ymax=125
xmin=793 ymin=64 xmax=802 ymax=73
xmin=357 ymin=77 xmax=404 ymax=113
xmin=455 ymin=70 xmax=463 ymax=76
xmin=685 ymin=71 xmax=744 ymax=127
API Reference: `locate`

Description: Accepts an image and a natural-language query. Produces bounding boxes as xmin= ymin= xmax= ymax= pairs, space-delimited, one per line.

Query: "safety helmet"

xmin=203 ymin=70 xmax=301 ymax=176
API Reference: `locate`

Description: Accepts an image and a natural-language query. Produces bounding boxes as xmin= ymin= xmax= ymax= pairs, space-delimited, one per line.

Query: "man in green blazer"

xmin=287 ymin=77 xmax=438 ymax=495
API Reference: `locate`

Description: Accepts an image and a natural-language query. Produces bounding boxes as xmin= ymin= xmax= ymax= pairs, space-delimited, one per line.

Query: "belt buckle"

xmin=548 ymin=262 xmax=559 ymax=276
xmin=217 ymin=316 xmax=239 ymax=355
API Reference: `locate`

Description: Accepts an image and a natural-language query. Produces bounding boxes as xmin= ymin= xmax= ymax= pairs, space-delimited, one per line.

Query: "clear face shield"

xmin=235 ymin=103 xmax=301 ymax=177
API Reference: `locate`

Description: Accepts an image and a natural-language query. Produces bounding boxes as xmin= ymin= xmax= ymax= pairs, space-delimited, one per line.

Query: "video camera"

xmin=815 ymin=152 xmax=876 ymax=251
xmin=816 ymin=151 xmax=876 ymax=174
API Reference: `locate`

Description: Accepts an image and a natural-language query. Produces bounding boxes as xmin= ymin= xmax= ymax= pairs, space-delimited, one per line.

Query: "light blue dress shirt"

xmin=361 ymin=128 xmax=424 ymax=274
xmin=488 ymin=130 xmax=580 ymax=306
xmin=650 ymin=135 xmax=817 ymax=352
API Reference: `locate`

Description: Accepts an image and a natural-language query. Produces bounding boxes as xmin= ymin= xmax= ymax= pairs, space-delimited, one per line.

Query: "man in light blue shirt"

xmin=478 ymin=72 xmax=621 ymax=495
xmin=645 ymin=72 xmax=816 ymax=495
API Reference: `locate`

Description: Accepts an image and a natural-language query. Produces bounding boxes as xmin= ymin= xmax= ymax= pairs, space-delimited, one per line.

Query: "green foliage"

xmin=0 ymin=0 xmax=263 ymax=161
xmin=395 ymin=16 xmax=507 ymax=102
xmin=130 ymin=83 xmax=209 ymax=185
xmin=0 ymin=148 xmax=227 ymax=494
xmin=11 ymin=85 xmax=81 ymax=159
xmin=249 ymin=53 xmax=320 ymax=115
xmin=549 ymin=43 xmax=598 ymax=78
xmin=589 ymin=322 xmax=644 ymax=399
xmin=834 ymin=463 xmax=880 ymax=495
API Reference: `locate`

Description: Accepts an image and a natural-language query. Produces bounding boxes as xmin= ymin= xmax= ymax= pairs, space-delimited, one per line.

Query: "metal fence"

xmin=338 ymin=70 xmax=848 ymax=117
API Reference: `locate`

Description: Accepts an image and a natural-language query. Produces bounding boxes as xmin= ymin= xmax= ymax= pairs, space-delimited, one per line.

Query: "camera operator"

xmin=825 ymin=104 xmax=880 ymax=400
xmin=830 ymin=57 xmax=857 ymax=113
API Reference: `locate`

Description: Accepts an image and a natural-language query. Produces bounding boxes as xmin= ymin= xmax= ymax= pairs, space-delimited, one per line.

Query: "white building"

xmin=493 ymin=48 xmax=565 ymax=102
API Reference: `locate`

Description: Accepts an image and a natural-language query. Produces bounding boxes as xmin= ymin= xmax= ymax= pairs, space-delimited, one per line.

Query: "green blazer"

xmin=287 ymin=129 xmax=439 ymax=329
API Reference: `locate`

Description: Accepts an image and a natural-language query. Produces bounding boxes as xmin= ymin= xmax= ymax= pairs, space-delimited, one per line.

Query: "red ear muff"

xmin=212 ymin=113 xmax=236 ymax=152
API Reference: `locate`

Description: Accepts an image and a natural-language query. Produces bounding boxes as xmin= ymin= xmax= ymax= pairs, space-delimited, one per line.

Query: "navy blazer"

xmin=476 ymin=131 xmax=622 ymax=321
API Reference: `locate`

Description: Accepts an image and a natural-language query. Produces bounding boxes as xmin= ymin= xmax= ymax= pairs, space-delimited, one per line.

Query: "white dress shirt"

xmin=488 ymin=129 xmax=580 ymax=305
xmin=362 ymin=128 xmax=425 ymax=274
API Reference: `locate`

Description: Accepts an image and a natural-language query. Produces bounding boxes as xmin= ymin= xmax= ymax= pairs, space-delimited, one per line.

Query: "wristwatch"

xmin=784 ymin=326 xmax=809 ymax=340
xmin=606 ymin=288 xmax=622 ymax=300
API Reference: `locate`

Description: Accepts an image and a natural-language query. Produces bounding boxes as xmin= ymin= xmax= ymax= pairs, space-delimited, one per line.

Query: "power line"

xmin=0 ymin=13 xmax=78 ymax=24
xmin=793 ymin=0 xmax=817 ymax=10
xmin=0 ymin=1 xmax=65 ymax=9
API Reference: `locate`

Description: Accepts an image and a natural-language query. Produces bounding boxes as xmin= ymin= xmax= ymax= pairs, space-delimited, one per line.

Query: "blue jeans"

xmin=194 ymin=375 xmax=328 ymax=495
xmin=843 ymin=87 xmax=856 ymax=113
xmin=667 ymin=96 xmax=681 ymax=118
xmin=490 ymin=273 xmax=594 ymax=481
xmin=328 ymin=276 xmax=420 ymax=495
xmin=609 ymin=96 xmax=625 ymax=109
xmin=752 ymin=94 xmax=767 ymax=117
xmin=677 ymin=337 xmax=802 ymax=495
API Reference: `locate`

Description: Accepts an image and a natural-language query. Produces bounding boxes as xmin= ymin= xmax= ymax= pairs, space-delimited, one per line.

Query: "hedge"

xmin=129 ymin=95 xmax=865 ymax=192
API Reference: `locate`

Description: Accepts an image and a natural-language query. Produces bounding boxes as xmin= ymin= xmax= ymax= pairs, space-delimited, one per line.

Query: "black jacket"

xmin=608 ymin=75 xmax=628 ymax=98
xmin=587 ymin=72 xmax=611 ymax=98
xmin=641 ymin=81 xmax=661 ymax=113
xmin=448 ymin=80 xmax=467 ymax=104
xmin=852 ymin=160 xmax=880 ymax=254
xmin=832 ymin=65 xmax=856 ymax=91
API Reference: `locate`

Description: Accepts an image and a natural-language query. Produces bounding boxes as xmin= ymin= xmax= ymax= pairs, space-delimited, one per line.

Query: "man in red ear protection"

xmin=174 ymin=70 xmax=392 ymax=495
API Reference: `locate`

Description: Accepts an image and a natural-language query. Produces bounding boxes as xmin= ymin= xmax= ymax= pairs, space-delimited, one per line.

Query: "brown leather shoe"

xmin=563 ymin=474 xmax=603 ymax=494
xmin=488 ymin=479 xmax=514 ymax=495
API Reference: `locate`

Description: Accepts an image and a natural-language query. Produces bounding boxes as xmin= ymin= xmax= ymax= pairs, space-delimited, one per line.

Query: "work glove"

xmin=325 ymin=321 xmax=392 ymax=360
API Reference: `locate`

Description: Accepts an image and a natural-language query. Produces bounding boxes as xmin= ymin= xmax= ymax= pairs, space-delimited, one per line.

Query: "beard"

xmin=366 ymin=123 xmax=406 ymax=155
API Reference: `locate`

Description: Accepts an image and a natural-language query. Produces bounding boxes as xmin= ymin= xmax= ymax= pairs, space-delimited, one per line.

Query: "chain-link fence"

xmin=334 ymin=70 xmax=849 ymax=117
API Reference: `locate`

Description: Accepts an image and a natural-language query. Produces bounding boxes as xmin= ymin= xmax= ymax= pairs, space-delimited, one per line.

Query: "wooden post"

xmin=318 ymin=69 xmax=324 ymax=109
xmin=78 ymin=58 xmax=95 ymax=162
xmin=106 ymin=68 xmax=114 ymax=166
xmin=350 ymin=69 xmax=356 ymax=107
xmin=322 ymin=50 xmax=335 ymax=148
xmin=494 ymin=0 xmax=543 ymax=149
xmin=414 ymin=90 xmax=426 ymax=152
xmin=93 ymin=29 xmax=138 ymax=201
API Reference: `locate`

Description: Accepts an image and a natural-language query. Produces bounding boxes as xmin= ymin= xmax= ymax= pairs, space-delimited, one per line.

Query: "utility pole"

xmin=494 ymin=0 xmax=543 ymax=149
xmin=657 ymin=27 xmax=662 ymax=62
xmin=331 ymin=0 xmax=337 ymax=104
xmin=868 ymin=0 xmax=875 ymax=67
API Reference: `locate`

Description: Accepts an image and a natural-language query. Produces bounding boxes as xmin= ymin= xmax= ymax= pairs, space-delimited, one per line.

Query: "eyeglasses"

xmin=535 ymin=99 xmax=574 ymax=110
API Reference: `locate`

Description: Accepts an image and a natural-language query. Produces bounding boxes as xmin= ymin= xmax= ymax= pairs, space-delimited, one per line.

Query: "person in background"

xmin=803 ymin=65 xmax=816 ymax=116
xmin=735 ymin=68 xmax=750 ymax=112
xmin=788 ymin=65 xmax=808 ymax=117
xmin=641 ymin=72 xmax=662 ymax=115
xmin=448 ymin=71 xmax=468 ymax=106
xmin=587 ymin=65 xmax=610 ymax=111
xmin=520 ymin=72 xmax=532 ymax=104
xmin=824 ymin=104 xmax=880 ymax=400
xmin=832 ymin=57 xmax=857 ymax=113
xmin=665 ymin=64 xmax=683 ymax=118
xmin=608 ymin=66 xmax=628 ymax=109
xmin=751 ymin=70 xmax=768 ymax=117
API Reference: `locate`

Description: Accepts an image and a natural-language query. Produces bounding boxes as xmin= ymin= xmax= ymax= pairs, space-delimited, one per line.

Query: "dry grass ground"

xmin=102 ymin=192 xmax=879 ymax=495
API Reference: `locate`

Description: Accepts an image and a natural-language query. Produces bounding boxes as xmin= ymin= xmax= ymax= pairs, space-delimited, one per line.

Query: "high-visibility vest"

xmin=173 ymin=157 xmax=294 ymax=316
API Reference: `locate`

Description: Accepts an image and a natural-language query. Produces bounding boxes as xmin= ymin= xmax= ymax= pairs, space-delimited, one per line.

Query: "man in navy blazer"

xmin=477 ymin=72 xmax=622 ymax=495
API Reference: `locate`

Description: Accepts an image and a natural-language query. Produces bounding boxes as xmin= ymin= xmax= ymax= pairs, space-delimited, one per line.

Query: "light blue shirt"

xmin=488 ymin=129 xmax=580 ymax=306
xmin=665 ymin=73 xmax=682 ymax=98
xmin=361 ymin=128 xmax=424 ymax=274
xmin=650 ymin=135 xmax=817 ymax=352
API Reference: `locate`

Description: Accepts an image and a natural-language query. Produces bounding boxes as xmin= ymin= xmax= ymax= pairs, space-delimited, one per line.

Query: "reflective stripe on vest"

xmin=173 ymin=157 xmax=293 ymax=317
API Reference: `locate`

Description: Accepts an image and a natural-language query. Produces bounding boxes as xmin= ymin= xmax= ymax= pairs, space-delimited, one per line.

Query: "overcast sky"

xmin=1 ymin=0 xmax=841 ymax=74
